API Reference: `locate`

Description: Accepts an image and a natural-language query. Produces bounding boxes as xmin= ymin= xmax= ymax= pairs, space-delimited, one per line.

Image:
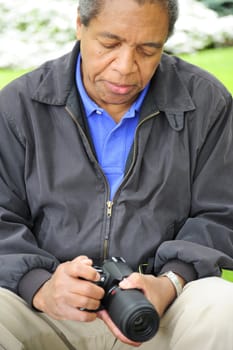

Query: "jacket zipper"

xmin=65 ymin=106 xmax=112 ymax=259
xmin=107 ymin=200 xmax=114 ymax=217
xmin=103 ymin=200 xmax=114 ymax=259
xmin=102 ymin=110 xmax=160 ymax=260
xmin=115 ymin=111 xmax=161 ymax=195
xmin=65 ymin=106 xmax=160 ymax=261
xmin=65 ymin=106 xmax=108 ymax=182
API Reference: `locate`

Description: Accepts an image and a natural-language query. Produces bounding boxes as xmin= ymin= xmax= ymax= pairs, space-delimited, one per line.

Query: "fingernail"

xmin=119 ymin=278 xmax=130 ymax=288
xmin=94 ymin=272 xmax=101 ymax=282
xmin=81 ymin=258 xmax=92 ymax=265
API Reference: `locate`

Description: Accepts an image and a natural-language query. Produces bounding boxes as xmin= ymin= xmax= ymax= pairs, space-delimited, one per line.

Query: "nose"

xmin=113 ymin=47 xmax=137 ymax=75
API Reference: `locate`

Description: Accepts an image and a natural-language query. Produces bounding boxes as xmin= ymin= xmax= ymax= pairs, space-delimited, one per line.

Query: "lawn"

xmin=0 ymin=68 xmax=30 ymax=89
xmin=179 ymin=46 xmax=233 ymax=95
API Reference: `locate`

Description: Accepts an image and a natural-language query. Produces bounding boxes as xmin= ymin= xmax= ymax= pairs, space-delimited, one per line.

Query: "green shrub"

xmin=198 ymin=0 xmax=233 ymax=16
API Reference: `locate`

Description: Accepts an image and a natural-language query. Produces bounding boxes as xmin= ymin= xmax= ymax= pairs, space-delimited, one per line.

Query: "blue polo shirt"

xmin=76 ymin=54 xmax=149 ymax=199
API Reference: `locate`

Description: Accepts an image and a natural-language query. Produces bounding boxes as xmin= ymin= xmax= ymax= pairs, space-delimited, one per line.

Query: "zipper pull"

xmin=106 ymin=201 xmax=113 ymax=217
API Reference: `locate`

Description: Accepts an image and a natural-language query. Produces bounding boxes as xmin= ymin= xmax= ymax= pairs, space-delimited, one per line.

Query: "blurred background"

xmin=0 ymin=0 xmax=233 ymax=93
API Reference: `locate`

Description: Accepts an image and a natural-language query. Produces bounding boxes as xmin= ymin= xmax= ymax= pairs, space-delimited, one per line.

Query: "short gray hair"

xmin=78 ymin=0 xmax=179 ymax=38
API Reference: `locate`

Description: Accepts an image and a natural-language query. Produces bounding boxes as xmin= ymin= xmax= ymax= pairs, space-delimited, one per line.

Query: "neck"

xmin=102 ymin=103 xmax=132 ymax=123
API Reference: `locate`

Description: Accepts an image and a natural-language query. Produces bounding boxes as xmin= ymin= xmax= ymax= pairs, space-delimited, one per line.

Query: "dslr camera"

xmin=92 ymin=257 xmax=159 ymax=342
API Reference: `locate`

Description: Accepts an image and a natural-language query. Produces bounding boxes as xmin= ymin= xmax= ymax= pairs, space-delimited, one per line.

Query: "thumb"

xmin=119 ymin=277 xmax=133 ymax=289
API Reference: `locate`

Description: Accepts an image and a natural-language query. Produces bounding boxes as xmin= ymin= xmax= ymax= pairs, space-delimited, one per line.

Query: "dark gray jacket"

xmin=1 ymin=42 xmax=233 ymax=306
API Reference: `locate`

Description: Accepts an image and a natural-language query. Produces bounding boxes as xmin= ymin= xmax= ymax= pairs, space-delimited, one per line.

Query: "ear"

xmin=76 ymin=14 xmax=82 ymax=40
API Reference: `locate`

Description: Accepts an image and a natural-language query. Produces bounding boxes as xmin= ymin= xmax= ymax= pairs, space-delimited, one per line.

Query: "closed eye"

xmin=137 ymin=46 xmax=159 ymax=57
xmin=98 ymin=37 xmax=121 ymax=49
xmin=101 ymin=42 xmax=120 ymax=49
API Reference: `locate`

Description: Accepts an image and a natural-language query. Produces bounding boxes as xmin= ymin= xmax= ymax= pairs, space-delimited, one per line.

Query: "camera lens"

xmin=134 ymin=316 xmax=145 ymax=329
xmin=133 ymin=315 xmax=150 ymax=332
xmin=126 ymin=307 xmax=158 ymax=342
xmin=105 ymin=288 xmax=159 ymax=342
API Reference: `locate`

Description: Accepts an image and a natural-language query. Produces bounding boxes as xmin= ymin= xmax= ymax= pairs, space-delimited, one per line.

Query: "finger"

xmin=72 ymin=279 xmax=104 ymax=298
xmin=66 ymin=284 xmax=104 ymax=310
xmin=73 ymin=255 xmax=93 ymax=265
xmin=119 ymin=272 xmax=144 ymax=291
xmin=97 ymin=310 xmax=141 ymax=347
xmin=65 ymin=258 xmax=100 ymax=281
xmin=52 ymin=302 xmax=98 ymax=322
xmin=68 ymin=292 xmax=102 ymax=313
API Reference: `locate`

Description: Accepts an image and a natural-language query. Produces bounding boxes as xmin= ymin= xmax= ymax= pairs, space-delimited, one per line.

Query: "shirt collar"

xmin=76 ymin=54 xmax=150 ymax=119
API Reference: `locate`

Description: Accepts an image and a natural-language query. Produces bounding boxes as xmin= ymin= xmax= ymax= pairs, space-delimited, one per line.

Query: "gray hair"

xmin=78 ymin=0 xmax=179 ymax=38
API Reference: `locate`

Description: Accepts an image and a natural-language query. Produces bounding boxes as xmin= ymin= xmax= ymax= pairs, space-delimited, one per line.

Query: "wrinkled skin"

xmin=76 ymin=0 xmax=169 ymax=122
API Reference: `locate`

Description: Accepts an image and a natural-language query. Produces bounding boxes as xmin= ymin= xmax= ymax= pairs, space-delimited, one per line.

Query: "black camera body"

xmin=94 ymin=257 xmax=160 ymax=342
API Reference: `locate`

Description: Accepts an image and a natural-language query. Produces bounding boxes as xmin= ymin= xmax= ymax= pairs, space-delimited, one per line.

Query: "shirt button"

xmin=96 ymin=110 xmax=102 ymax=115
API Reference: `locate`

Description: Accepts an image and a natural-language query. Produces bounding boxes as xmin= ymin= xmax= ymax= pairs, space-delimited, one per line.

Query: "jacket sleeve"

xmin=154 ymin=87 xmax=233 ymax=281
xmin=0 ymin=83 xmax=59 ymax=305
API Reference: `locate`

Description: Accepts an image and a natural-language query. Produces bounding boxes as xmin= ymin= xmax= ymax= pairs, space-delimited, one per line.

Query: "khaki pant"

xmin=0 ymin=277 xmax=233 ymax=350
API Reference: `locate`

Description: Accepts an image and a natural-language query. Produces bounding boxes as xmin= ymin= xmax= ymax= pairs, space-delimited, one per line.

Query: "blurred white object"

xmin=0 ymin=0 xmax=232 ymax=68
xmin=165 ymin=0 xmax=233 ymax=54
xmin=0 ymin=0 xmax=76 ymax=68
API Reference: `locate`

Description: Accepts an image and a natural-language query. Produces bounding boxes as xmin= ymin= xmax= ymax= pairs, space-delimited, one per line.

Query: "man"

xmin=0 ymin=0 xmax=233 ymax=349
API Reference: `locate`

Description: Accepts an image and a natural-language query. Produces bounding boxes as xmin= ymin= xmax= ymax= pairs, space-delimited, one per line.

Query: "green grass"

xmin=179 ymin=46 xmax=233 ymax=95
xmin=0 ymin=68 xmax=30 ymax=89
xmin=222 ymin=269 xmax=233 ymax=282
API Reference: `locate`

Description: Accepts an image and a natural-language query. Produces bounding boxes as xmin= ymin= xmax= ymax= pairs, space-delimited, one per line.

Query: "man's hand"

xmin=32 ymin=256 xmax=105 ymax=322
xmin=98 ymin=309 xmax=142 ymax=347
xmin=98 ymin=272 xmax=185 ymax=346
xmin=122 ymin=273 xmax=185 ymax=314
xmin=33 ymin=259 xmax=185 ymax=347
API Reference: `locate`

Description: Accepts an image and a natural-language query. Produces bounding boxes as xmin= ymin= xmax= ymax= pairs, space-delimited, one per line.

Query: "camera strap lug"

xmin=139 ymin=257 xmax=154 ymax=274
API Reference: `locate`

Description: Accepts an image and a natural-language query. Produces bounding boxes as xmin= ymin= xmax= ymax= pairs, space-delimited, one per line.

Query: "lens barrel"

xmin=103 ymin=287 xmax=159 ymax=342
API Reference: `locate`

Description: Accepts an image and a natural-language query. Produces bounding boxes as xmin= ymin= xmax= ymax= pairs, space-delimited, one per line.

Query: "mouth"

xmin=104 ymin=81 xmax=136 ymax=95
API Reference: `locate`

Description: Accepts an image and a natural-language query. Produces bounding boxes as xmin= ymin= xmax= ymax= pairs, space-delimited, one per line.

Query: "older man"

xmin=0 ymin=0 xmax=233 ymax=349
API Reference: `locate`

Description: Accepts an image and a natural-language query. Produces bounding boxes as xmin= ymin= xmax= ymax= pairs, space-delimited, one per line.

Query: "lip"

xmin=105 ymin=81 xmax=135 ymax=95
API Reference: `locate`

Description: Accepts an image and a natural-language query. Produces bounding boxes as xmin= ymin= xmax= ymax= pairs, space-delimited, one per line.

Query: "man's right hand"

xmin=32 ymin=256 xmax=105 ymax=322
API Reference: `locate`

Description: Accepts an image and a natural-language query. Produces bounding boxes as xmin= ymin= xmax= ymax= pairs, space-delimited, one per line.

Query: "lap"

xmin=157 ymin=277 xmax=233 ymax=350
xmin=0 ymin=277 xmax=233 ymax=350
xmin=0 ymin=288 xmax=116 ymax=350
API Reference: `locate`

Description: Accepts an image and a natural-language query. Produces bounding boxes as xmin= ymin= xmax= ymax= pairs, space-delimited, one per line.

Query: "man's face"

xmin=77 ymin=0 xmax=169 ymax=116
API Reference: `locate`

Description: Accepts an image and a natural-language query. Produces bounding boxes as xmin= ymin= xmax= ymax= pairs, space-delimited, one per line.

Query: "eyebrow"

xmin=98 ymin=31 xmax=164 ymax=49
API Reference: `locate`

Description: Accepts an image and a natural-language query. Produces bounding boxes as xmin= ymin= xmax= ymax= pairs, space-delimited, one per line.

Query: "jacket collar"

xmin=31 ymin=42 xmax=80 ymax=106
xmin=140 ymin=53 xmax=195 ymax=131
xmin=32 ymin=41 xmax=195 ymax=131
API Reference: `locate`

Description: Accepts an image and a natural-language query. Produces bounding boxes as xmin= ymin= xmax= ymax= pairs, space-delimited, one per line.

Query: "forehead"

xmin=89 ymin=0 xmax=169 ymax=43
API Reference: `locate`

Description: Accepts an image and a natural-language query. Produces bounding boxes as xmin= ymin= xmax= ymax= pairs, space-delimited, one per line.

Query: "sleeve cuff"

xmin=18 ymin=269 xmax=52 ymax=307
xmin=158 ymin=259 xmax=197 ymax=283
